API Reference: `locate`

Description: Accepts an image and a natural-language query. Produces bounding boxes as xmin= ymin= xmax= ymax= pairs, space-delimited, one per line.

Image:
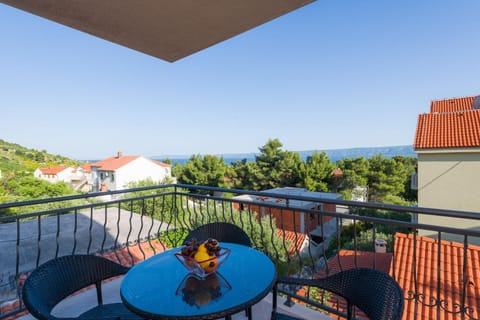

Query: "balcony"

xmin=1 ymin=184 xmax=480 ymax=320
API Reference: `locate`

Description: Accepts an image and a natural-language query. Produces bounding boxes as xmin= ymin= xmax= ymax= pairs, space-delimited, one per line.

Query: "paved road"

xmin=0 ymin=208 xmax=171 ymax=302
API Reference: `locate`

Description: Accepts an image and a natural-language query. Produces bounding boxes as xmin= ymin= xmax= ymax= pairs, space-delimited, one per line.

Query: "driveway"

xmin=0 ymin=208 xmax=171 ymax=302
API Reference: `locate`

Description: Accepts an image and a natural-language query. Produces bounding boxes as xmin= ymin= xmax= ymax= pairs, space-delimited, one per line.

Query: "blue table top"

xmin=120 ymin=243 xmax=276 ymax=319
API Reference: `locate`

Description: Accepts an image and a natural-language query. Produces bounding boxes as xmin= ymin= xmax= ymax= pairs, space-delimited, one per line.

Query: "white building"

xmin=91 ymin=151 xmax=172 ymax=192
xmin=34 ymin=165 xmax=91 ymax=191
xmin=34 ymin=165 xmax=74 ymax=183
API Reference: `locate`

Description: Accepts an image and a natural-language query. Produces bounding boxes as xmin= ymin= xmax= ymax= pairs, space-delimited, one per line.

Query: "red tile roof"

xmin=392 ymin=232 xmax=480 ymax=320
xmin=277 ymin=229 xmax=307 ymax=256
xmin=295 ymin=250 xmax=392 ymax=319
xmin=414 ymin=109 xmax=480 ymax=149
xmin=92 ymin=155 xmax=140 ymax=171
xmin=152 ymin=160 xmax=171 ymax=168
xmin=92 ymin=155 xmax=170 ymax=171
xmin=101 ymin=238 xmax=168 ymax=266
xmin=306 ymin=232 xmax=480 ymax=319
xmin=38 ymin=165 xmax=68 ymax=175
xmin=332 ymin=168 xmax=343 ymax=177
xmin=81 ymin=163 xmax=93 ymax=173
xmin=321 ymin=249 xmax=392 ymax=275
xmin=430 ymin=96 xmax=476 ymax=113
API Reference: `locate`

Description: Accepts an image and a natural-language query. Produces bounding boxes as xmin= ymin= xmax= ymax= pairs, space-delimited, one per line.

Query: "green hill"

xmin=0 ymin=139 xmax=82 ymax=176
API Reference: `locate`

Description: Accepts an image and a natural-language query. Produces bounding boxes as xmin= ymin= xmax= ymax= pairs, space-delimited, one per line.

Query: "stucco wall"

xmin=417 ymin=151 xmax=480 ymax=213
xmin=115 ymin=157 xmax=171 ymax=189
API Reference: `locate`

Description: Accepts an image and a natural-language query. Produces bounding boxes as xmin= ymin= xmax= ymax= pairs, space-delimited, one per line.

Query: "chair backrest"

xmin=184 ymin=222 xmax=252 ymax=247
xmin=315 ymin=268 xmax=404 ymax=320
xmin=22 ymin=254 xmax=130 ymax=320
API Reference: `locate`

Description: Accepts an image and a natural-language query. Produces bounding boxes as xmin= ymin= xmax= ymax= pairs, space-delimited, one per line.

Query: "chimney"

xmin=375 ymin=239 xmax=387 ymax=253
xmin=117 ymin=151 xmax=123 ymax=158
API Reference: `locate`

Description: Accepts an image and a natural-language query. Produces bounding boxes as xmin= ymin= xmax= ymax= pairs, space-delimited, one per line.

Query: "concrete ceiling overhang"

xmin=0 ymin=0 xmax=316 ymax=62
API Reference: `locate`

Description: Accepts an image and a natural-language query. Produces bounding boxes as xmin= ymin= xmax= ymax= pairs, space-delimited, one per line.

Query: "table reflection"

xmin=176 ymin=272 xmax=232 ymax=308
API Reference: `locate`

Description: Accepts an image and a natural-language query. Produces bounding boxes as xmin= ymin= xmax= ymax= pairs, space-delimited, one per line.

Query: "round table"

xmin=120 ymin=243 xmax=276 ymax=320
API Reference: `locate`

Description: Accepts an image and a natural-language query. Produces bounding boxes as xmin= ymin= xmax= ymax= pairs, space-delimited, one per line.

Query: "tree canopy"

xmin=176 ymin=154 xmax=231 ymax=191
xmin=174 ymin=138 xmax=417 ymax=205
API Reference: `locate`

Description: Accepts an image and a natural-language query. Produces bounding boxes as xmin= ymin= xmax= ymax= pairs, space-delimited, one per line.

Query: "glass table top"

xmin=120 ymin=242 xmax=276 ymax=319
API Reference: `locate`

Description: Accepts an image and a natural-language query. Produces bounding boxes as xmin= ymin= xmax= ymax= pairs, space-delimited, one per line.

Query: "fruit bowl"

xmin=174 ymin=247 xmax=230 ymax=278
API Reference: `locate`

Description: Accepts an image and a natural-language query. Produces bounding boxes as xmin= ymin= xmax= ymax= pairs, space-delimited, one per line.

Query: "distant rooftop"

xmin=430 ymin=95 xmax=476 ymax=113
xmin=233 ymin=187 xmax=341 ymax=209
xmin=414 ymin=95 xmax=480 ymax=150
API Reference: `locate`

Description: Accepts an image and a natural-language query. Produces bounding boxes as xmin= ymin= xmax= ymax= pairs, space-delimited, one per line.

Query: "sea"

xmin=152 ymin=145 xmax=416 ymax=166
xmin=84 ymin=146 xmax=415 ymax=165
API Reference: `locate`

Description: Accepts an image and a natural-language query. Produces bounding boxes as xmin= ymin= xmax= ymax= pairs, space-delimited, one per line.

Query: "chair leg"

xmin=246 ymin=306 xmax=252 ymax=320
xmin=95 ymin=281 xmax=103 ymax=305
xmin=347 ymin=302 xmax=353 ymax=320
xmin=272 ymin=285 xmax=278 ymax=309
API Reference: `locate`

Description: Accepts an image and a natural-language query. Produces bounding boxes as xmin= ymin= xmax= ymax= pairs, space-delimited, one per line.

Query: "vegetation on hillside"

xmin=0 ymin=139 xmax=82 ymax=175
xmin=0 ymin=139 xmax=83 ymax=214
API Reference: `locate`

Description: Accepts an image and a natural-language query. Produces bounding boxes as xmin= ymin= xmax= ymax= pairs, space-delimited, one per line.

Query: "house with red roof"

xmin=33 ymin=165 xmax=90 ymax=190
xmin=233 ymin=187 xmax=340 ymax=257
xmin=34 ymin=165 xmax=70 ymax=182
xmin=414 ymin=95 xmax=480 ymax=239
xmin=34 ymin=164 xmax=93 ymax=192
xmin=91 ymin=151 xmax=172 ymax=192
xmin=233 ymin=187 xmax=340 ymax=234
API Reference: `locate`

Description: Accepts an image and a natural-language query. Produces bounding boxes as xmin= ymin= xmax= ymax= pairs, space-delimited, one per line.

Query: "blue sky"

xmin=1 ymin=1 xmax=479 ymax=160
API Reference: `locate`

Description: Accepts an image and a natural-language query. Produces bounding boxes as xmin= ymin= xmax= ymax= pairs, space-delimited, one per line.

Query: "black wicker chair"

xmin=22 ymin=254 xmax=143 ymax=320
xmin=272 ymin=268 xmax=404 ymax=320
xmin=183 ymin=222 xmax=252 ymax=247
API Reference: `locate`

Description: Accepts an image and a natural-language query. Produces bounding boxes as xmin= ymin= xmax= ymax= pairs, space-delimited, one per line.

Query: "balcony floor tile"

xmin=17 ymin=277 xmax=332 ymax=320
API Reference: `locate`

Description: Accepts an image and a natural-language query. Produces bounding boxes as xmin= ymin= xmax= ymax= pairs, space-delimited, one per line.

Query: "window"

xmin=111 ymin=173 xmax=115 ymax=182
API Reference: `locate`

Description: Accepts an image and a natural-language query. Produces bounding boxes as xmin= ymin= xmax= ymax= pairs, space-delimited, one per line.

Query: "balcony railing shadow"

xmin=1 ymin=184 xmax=480 ymax=320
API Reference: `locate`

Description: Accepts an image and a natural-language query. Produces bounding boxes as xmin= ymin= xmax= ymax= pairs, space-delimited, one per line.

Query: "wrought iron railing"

xmin=1 ymin=184 xmax=479 ymax=319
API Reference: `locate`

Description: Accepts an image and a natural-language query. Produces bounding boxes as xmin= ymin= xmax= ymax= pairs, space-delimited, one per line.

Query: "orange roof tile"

xmin=152 ymin=160 xmax=171 ymax=168
xmin=92 ymin=155 xmax=140 ymax=171
xmin=277 ymin=229 xmax=307 ymax=256
xmin=322 ymin=249 xmax=392 ymax=275
xmin=296 ymin=250 xmax=391 ymax=319
xmin=309 ymin=232 xmax=480 ymax=319
xmin=38 ymin=165 xmax=68 ymax=175
xmin=430 ymin=96 xmax=476 ymax=113
xmin=392 ymin=232 xmax=480 ymax=320
xmin=332 ymin=168 xmax=343 ymax=177
xmin=414 ymin=110 xmax=480 ymax=149
xmin=92 ymin=154 xmax=170 ymax=171
xmin=81 ymin=163 xmax=93 ymax=173
xmin=101 ymin=238 xmax=168 ymax=266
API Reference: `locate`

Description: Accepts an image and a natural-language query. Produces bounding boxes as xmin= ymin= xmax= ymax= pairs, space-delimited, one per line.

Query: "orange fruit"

xmin=194 ymin=251 xmax=218 ymax=272
xmin=203 ymin=257 xmax=218 ymax=273
xmin=197 ymin=244 xmax=208 ymax=253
